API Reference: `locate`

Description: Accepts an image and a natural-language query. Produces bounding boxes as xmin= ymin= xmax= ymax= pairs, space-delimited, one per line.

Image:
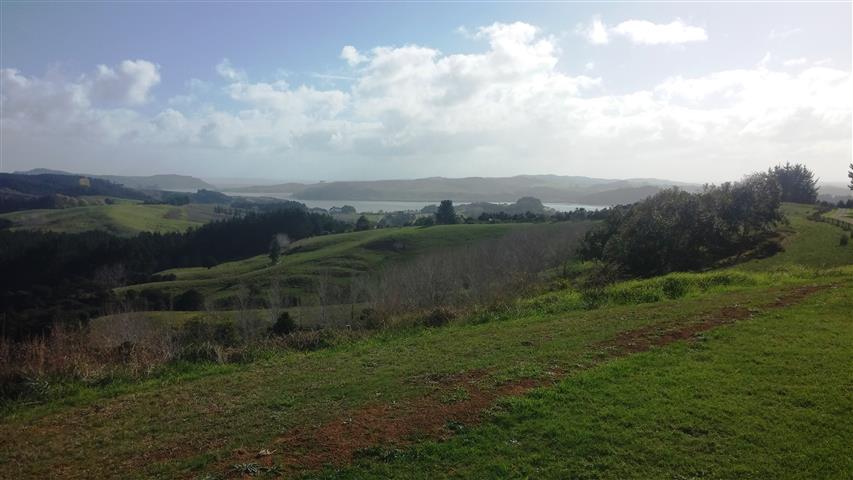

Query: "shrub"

xmin=422 ymin=308 xmax=455 ymax=327
xmin=580 ymin=289 xmax=607 ymax=310
xmin=661 ymin=277 xmax=688 ymax=299
xmin=173 ymin=289 xmax=204 ymax=311
xmin=841 ymin=233 xmax=849 ymax=247
xmin=270 ymin=312 xmax=296 ymax=336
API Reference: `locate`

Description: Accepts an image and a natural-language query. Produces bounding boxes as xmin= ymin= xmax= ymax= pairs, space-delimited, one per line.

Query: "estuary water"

xmin=223 ymin=191 xmax=605 ymax=213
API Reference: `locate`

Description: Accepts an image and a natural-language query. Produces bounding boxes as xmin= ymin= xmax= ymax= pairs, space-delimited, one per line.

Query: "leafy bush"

xmin=270 ymin=312 xmax=296 ymax=336
xmin=841 ymin=233 xmax=849 ymax=247
xmin=661 ymin=277 xmax=688 ymax=299
xmin=173 ymin=289 xmax=204 ymax=311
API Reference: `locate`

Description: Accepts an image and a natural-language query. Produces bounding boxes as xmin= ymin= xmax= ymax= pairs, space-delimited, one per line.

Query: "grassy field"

xmin=123 ymin=222 xmax=536 ymax=304
xmin=739 ymin=203 xmax=853 ymax=271
xmin=0 ymin=202 xmax=227 ymax=236
xmin=825 ymin=207 xmax=853 ymax=225
xmin=0 ymin=204 xmax=850 ymax=479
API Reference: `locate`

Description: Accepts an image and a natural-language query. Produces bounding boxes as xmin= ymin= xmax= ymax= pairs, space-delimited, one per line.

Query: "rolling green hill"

xmin=0 ymin=202 xmax=228 ymax=236
xmin=122 ymin=222 xmax=536 ymax=305
xmin=0 ymin=204 xmax=850 ymax=479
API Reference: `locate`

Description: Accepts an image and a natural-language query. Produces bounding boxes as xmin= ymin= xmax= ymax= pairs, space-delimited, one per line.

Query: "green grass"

xmin=825 ymin=207 xmax=853 ymax=224
xmin=323 ymin=282 xmax=851 ymax=480
xmin=123 ymin=222 xmax=534 ymax=303
xmin=0 ymin=202 xmax=227 ymax=236
xmin=739 ymin=203 xmax=853 ymax=271
xmin=3 ymin=281 xmax=833 ymax=479
xmin=0 ymin=204 xmax=850 ymax=479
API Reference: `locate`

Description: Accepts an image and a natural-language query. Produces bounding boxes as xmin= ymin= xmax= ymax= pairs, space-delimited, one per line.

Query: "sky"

xmin=1 ymin=2 xmax=851 ymax=184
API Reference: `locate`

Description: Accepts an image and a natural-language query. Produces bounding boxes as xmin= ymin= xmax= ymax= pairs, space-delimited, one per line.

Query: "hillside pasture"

xmin=0 ymin=202 xmax=228 ymax=236
xmin=122 ymin=222 xmax=540 ymax=305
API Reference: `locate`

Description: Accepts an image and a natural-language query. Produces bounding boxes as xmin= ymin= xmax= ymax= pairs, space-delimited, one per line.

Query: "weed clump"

xmin=355 ymin=308 xmax=383 ymax=330
xmin=422 ymin=308 xmax=455 ymax=327
xmin=661 ymin=277 xmax=689 ymax=299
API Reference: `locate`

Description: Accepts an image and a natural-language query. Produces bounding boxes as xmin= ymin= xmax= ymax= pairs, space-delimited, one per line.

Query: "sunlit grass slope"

xmin=0 ymin=202 xmax=226 ymax=236
xmin=123 ymin=222 xmax=532 ymax=302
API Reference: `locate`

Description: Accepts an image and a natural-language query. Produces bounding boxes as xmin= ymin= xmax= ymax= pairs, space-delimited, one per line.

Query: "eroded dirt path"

xmin=227 ymin=284 xmax=832 ymax=476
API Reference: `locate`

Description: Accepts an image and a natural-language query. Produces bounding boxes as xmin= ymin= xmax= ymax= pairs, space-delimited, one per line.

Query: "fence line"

xmin=816 ymin=213 xmax=853 ymax=231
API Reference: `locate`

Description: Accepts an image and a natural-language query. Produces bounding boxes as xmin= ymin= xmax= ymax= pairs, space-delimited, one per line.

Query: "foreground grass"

xmin=0 ymin=202 xmax=226 ymax=236
xmin=324 ymin=282 xmax=851 ymax=479
xmin=0 ymin=277 xmax=845 ymax=479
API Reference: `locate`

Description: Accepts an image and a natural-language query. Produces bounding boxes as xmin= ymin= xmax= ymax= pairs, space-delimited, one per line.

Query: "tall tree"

xmin=269 ymin=236 xmax=281 ymax=264
xmin=848 ymin=163 xmax=852 ymax=190
xmin=769 ymin=163 xmax=818 ymax=204
xmin=355 ymin=215 xmax=371 ymax=231
xmin=435 ymin=200 xmax=457 ymax=225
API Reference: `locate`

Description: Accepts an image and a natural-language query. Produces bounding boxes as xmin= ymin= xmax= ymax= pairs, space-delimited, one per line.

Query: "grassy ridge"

xmin=739 ymin=203 xmax=853 ymax=270
xmin=124 ymin=222 xmax=531 ymax=302
xmin=0 ymin=202 xmax=226 ymax=236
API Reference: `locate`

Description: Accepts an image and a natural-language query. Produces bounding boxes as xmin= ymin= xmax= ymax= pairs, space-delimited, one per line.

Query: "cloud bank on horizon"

xmin=1 ymin=5 xmax=850 ymax=184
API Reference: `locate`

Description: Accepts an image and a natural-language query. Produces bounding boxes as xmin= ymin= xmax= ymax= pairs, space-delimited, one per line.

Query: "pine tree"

xmin=355 ymin=215 xmax=371 ymax=231
xmin=269 ymin=237 xmax=281 ymax=264
xmin=769 ymin=163 xmax=818 ymax=203
xmin=848 ymin=163 xmax=852 ymax=190
xmin=435 ymin=200 xmax=457 ymax=224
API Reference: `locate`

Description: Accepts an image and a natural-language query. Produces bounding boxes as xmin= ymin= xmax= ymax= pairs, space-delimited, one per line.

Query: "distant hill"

xmin=226 ymin=175 xmax=697 ymax=205
xmin=0 ymin=173 xmax=153 ymax=213
xmin=575 ymin=185 xmax=666 ymax=205
xmin=817 ymin=184 xmax=853 ymax=203
xmin=15 ymin=169 xmax=215 ymax=191
xmin=225 ymin=182 xmax=309 ymax=195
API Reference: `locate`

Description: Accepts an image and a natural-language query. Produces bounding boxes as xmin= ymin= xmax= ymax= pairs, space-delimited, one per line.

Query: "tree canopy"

xmin=578 ymin=172 xmax=783 ymax=277
xmin=355 ymin=215 xmax=371 ymax=231
xmin=848 ymin=163 xmax=852 ymax=190
xmin=769 ymin=163 xmax=818 ymax=204
xmin=435 ymin=200 xmax=457 ymax=225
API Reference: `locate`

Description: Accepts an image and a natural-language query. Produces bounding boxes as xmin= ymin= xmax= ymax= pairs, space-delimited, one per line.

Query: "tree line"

xmin=577 ymin=164 xmax=818 ymax=278
xmin=0 ymin=206 xmax=347 ymax=338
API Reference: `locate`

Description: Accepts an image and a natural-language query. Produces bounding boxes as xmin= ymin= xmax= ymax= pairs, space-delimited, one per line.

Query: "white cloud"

xmin=1 ymin=23 xmax=850 ymax=182
xmin=612 ymin=19 xmax=707 ymax=45
xmin=581 ymin=17 xmax=609 ymax=45
xmin=581 ymin=17 xmax=707 ymax=45
xmin=215 ymin=58 xmax=246 ymax=82
xmin=90 ymin=60 xmax=161 ymax=105
xmin=769 ymin=27 xmax=803 ymax=40
xmin=340 ymin=46 xmax=367 ymax=66
xmin=783 ymin=57 xmax=808 ymax=67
